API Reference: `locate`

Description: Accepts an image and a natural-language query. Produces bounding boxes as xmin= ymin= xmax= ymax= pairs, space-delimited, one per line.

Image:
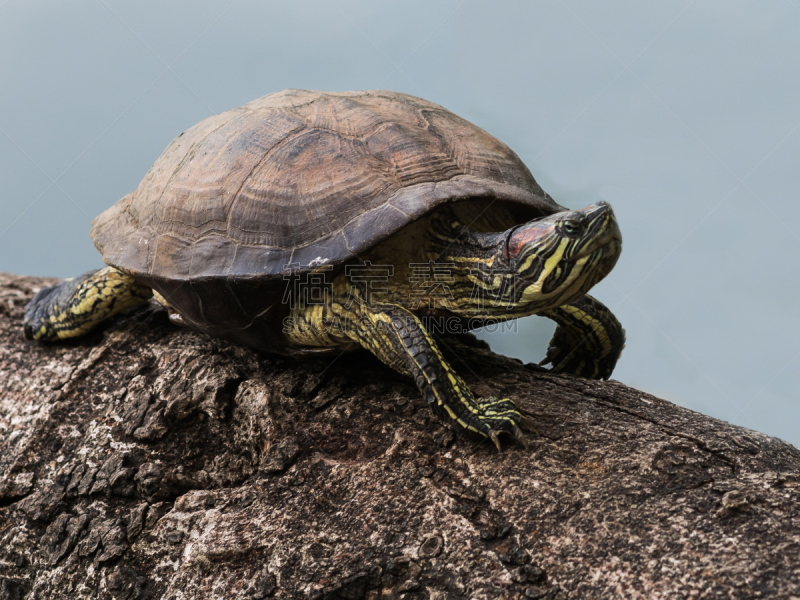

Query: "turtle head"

xmin=504 ymin=201 xmax=621 ymax=310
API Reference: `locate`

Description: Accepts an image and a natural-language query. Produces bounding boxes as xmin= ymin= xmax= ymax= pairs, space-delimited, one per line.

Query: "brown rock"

xmin=0 ymin=272 xmax=799 ymax=599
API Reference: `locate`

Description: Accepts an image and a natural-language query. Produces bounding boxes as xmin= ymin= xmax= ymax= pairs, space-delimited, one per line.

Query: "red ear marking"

xmin=505 ymin=223 xmax=555 ymax=259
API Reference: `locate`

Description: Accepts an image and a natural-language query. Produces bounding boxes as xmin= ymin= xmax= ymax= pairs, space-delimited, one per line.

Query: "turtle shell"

xmin=90 ymin=89 xmax=565 ymax=353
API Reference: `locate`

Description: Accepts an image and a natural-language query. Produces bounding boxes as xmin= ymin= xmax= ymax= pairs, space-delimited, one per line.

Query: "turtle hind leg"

xmin=539 ymin=294 xmax=625 ymax=380
xmin=23 ymin=267 xmax=152 ymax=341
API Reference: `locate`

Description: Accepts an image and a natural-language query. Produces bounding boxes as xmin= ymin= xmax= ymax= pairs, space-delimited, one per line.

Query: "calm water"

xmin=1 ymin=1 xmax=797 ymax=445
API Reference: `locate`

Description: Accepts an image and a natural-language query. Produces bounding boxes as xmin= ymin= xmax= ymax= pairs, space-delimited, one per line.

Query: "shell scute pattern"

xmin=92 ymin=90 xmax=558 ymax=283
xmin=159 ymin=109 xmax=306 ymax=239
xmin=231 ymin=129 xmax=393 ymax=246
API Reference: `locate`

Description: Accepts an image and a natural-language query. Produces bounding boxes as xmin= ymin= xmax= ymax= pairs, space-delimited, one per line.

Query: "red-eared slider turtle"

xmin=24 ymin=89 xmax=624 ymax=449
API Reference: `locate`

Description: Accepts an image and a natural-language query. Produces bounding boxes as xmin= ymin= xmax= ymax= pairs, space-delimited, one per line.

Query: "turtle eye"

xmin=561 ymin=219 xmax=583 ymax=236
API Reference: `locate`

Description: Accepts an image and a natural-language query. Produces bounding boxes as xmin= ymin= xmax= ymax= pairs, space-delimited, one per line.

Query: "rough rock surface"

xmin=0 ymin=272 xmax=798 ymax=600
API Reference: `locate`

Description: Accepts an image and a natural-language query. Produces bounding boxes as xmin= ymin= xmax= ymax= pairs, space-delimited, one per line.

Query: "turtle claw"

xmin=483 ymin=423 xmax=528 ymax=452
xmin=488 ymin=430 xmax=502 ymax=452
xmin=471 ymin=396 xmax=529 ymax=452
xmin=511 ymin=424 xmax=529 ymax=449
xmin=539 ymin=347 xmax=558 ymax=367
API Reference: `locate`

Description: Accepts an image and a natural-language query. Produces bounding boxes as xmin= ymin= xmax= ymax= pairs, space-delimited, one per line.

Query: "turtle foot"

xmin=468 ymin=396 xmax=530 ymax=451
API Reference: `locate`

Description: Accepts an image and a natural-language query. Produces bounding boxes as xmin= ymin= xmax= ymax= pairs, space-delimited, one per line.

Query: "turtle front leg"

xmin=23 ymin=267 xmax=152 ymax=341
xmin=539 ymin=294 xmax=625 ymax=380
xmin=336 ymin=301 xmax=528 ymax=450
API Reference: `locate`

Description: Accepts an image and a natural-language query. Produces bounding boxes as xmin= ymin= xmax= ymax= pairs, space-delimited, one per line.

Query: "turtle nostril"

xmin=23 ymin=322 xmax=34 ymax=340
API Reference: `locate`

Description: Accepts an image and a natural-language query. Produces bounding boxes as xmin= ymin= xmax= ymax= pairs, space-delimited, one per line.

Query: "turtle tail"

xmin=23 ymin=267 xmax=152 ymax=341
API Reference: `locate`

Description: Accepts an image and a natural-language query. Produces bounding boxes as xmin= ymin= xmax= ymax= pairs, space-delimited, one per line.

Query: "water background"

xmin=1 ymin=1 xmax=798 ymax=446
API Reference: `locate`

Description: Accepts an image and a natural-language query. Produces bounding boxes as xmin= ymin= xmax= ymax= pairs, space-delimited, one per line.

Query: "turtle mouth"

xmin=586 ymin=237 xmax=622 ymax=281
xmin=582 ymin=226 xmax=622 ymax=261
xmin=575 ymin=220 xmax=622 ymax=288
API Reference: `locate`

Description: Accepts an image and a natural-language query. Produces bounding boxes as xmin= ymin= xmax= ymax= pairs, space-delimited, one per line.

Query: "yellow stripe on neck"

xmin=519 ymin=239 xmax=567 ymax=303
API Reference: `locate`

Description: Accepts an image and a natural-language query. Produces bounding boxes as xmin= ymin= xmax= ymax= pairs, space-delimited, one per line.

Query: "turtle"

xmin=23 ymin=89 xmax=624 ymax=449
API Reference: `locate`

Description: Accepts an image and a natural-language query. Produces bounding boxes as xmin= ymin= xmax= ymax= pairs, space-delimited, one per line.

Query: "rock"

xmin=261 ymin=437 xmax=301 ymax=474
xmin=0 ymin=472 xmax=34 ymax=500
xmin=0 ymin=579 xmax=21 ymax=600
xmin=418 ymin=535 xmax=443 ymax=559
xmin=126 ymin=504 xmax=148 ymax=541
xmin=95 ymin=525 xmax=127 ymax=563
xmin=40 ymin=512 xmax=88 ymax=565
xmin=0 ymin=272 xmax=799 ymax=598
xmin=105 ymin=567 xmax=145 ymax=600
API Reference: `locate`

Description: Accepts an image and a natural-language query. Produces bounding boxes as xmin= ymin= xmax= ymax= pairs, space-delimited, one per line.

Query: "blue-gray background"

xmin=1 ymin=1 xmax=797 ymax=446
